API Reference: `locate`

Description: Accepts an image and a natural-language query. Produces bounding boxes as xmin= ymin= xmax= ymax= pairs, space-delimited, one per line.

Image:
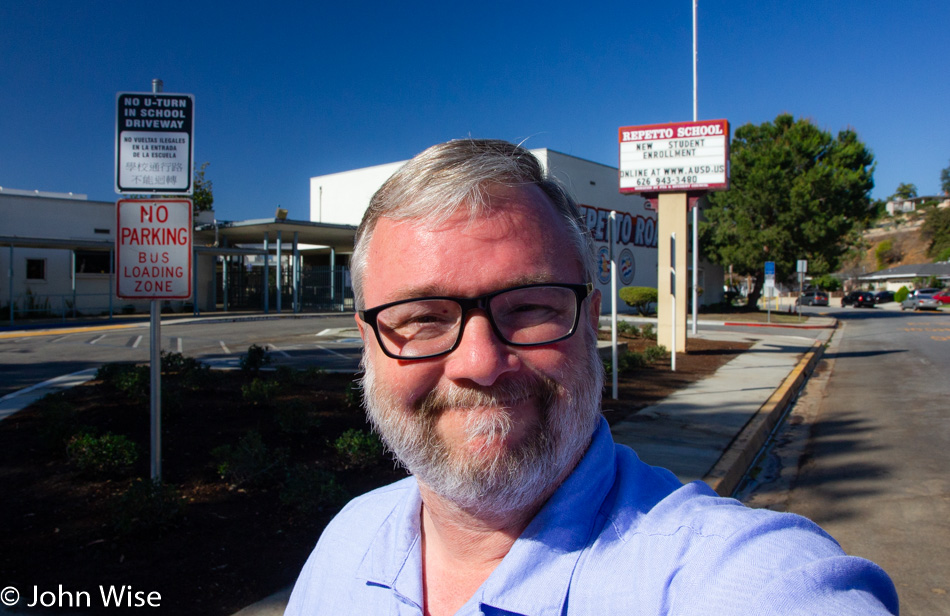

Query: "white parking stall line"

xmin=314 ymin=344 xmax=352 ymax=360
xmin=131 ymin=335 xmax=143 ymax=348
xmin=89 ymin=334 xmax=106 ymax=345
xmin=266 ymin=343 xmax=291 ymax=358
xmin=219 ymin=341 xmax=231 ymax=354
xmin=176 ymin=337 xmax=183 ymax=353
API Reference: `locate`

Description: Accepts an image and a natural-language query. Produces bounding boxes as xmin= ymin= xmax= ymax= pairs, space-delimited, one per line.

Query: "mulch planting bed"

xmin=0 ymin=334 xmax=749 ymax=615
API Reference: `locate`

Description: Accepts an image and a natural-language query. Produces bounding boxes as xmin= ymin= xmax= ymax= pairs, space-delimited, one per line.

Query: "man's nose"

xmin=442 ymin=310 xmax=519 ymax=386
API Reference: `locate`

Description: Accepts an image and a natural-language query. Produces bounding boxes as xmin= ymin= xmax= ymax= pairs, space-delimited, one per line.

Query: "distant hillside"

xmin=839 ymin=212 xmax=934 ymax=278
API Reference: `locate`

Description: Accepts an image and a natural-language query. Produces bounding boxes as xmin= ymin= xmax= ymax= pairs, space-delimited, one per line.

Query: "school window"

xmin=26 ymin=259 xmax=46 ymax=281
xmin=75 ymin=251 xmax=111 ymax=275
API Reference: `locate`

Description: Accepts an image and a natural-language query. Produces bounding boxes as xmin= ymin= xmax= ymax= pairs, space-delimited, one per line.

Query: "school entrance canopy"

xmin=195 ymin=217 xmax=358 ymax=314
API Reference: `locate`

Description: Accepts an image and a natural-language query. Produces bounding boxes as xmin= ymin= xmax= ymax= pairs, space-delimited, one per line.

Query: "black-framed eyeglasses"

xmin=358 ymin=282 xmax=594 ymax=360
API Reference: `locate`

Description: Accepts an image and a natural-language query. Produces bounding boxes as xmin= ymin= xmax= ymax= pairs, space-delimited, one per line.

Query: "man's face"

xmin=356 ymin=185 xmax=603 ymax=515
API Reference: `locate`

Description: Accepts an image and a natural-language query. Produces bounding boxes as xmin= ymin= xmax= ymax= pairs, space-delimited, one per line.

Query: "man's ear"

xmin=354 ymin=313 xmax=367 ymax=341
xmin=588 ymin=288 xmax=602 ymax=330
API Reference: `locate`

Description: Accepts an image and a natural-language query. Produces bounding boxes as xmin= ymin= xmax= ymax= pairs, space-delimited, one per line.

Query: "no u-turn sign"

xmin=116 ymin=199 xmax=192 ymax=299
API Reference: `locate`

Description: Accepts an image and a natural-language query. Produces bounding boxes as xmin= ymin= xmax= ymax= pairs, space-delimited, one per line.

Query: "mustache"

xmin=415 ymin=375 xmax=558 ymax=420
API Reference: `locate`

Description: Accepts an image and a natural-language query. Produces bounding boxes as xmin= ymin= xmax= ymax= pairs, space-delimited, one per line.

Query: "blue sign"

xmin=765 ymin=261 xmax=775 ymax=276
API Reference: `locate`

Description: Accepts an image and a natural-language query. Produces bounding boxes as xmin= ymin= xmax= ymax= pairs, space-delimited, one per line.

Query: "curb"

xmin=701 ymin=339 xmax=826 ymax=496
xmin=722 ymin=321 xmax=835 ymax=330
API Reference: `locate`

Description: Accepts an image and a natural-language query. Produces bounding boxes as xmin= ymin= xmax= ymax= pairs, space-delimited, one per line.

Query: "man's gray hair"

xmin=351 ymin=139 xmax=596 ymax=308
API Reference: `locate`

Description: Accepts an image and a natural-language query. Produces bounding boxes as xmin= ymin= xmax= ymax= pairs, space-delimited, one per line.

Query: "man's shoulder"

xmin=324 ymin=475 xmax=417 ymax=537
xmin=606 ymin=445 xmax=829 ymax=543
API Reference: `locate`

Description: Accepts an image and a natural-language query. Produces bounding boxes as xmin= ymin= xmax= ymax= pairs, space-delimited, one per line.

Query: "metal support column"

xmin=276 ymin=230 xmax=282 ymax=313
xmin=108 ymin=247 xmax=114 ymax=320
xmin=292 ymin=232 xmax=300 ymax=314
xmin=192 ymin=245 xmax=199 ymax=316
xmin=263 ymin=235 xmax=269 ymax=314
xmin=222 ymin=237 xmax=229 ymax=312
xmin=329 ymin=247 xmax=336 ymax=309
xmin=70 ymin=250 xmax=76 ymax=318
xmin=8 ymin=245 xmax=13 ymax=325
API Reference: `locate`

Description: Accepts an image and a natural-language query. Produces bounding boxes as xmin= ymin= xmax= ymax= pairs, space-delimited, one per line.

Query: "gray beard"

xmin=360 ymin=327 xmax=604 ymax=518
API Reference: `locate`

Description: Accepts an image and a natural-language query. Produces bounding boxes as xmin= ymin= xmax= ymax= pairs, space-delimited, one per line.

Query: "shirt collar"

xmin=475 ymin=417 xmax=617 ymax=615
xmin=355 ymin=417 xmax=617 ymax=615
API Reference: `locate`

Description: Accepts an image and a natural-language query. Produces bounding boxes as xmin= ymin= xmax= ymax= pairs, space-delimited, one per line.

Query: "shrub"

xmin=280 ymin=465 xmax=348 ymax=516
xmin=618 ymin=287 xmax=658 ymax=316
xmin=616 ymin=320 xmax=637 ymax=335
xmin=812 ymin=274 xmax=841 ymax=292
xmin=241 ymin=377 xmax=281 ymax=406
xmin=344 ymin=381 xmax=362 ymax=408
xmin=644 ymin=345 xmax=668 ymax=363
xmin=639 ymin=323 xmax=656 ymax=339
xmin=275 ymin=399 xmax=321 ymax=435
xmin=874 ymin=239 xmax=902 ymax=268
xmin=160 ymin=351 xmax=202 ymax=375
xmin=895 ymin=286 xmax=910 ymax=303
xmin=603 ymin=351 xmax=647 ymax=376
xmin=275 ymin=364 xmax=301 ymax=386
xmin=211 ymin=431 xmax=287 ymax=488
xmin=112 ymin=479 xmax=185 ymax=536
xmin=333 ymin=429 xmax=384 ymax=469
xmin=35 ymin=392 xmax=82 ymax=451
xmin=239 ymin=344 xmax=271 ymax=373
xmin=66 ymin=432 xmax=139 ymax=476
xmin=99 ymin=364 xmax=150 ymax=403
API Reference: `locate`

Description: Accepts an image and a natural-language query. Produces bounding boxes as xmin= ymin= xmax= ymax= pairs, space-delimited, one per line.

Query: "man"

xmin=286 ymin=139 xmax=897 ymax=615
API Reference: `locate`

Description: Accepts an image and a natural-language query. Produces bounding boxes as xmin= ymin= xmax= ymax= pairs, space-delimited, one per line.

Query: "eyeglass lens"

xmin=374 ymin=285 xmax=579 ymax=358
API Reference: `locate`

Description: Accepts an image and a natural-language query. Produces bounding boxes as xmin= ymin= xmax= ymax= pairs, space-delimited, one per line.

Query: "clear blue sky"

xmin=2 ymin=0 xmax=948 ymax=222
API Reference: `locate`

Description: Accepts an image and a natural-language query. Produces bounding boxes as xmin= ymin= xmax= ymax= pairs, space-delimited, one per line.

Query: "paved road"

xmin=743 ymin=304 xmax=950 ymax=616
xmin=0 ymin=314 xmax=362 ymax=397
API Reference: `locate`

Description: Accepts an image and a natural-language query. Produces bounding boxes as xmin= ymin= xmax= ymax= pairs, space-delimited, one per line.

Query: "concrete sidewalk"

xmin=610 ymin=327 xmax=831 ymax=494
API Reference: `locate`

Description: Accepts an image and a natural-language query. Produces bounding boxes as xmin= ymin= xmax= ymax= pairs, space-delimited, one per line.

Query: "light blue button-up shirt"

xmin=286 ymin=418 xmax=898 ymax=615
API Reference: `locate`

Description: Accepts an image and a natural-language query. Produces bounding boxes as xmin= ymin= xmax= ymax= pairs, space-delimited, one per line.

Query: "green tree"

xmin=147 ymin=162 xmax=213 ymax=217
xmin=890 ymin=183 xmax=917 ymax=201
xmin=191 ymin=162 xmax=214 ymax=214
xmin=941 ymin=160 xmax=950 ymax=196
xmin=700 ymin=113 xmax=875 ymax=308
xmin=618 ymin=287 xmax=658 ymax=316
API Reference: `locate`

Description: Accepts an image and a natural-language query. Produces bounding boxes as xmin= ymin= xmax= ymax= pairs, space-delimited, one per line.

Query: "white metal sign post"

xmin=797 ymin=259 xmax=808 ymax=320
xmin=116 ymin=199 xmax=192 ymax=481
xmin=764 ymin=261 xmax=776 ymax=324
xmin=115 ymin=80 xmax=195 ymax=484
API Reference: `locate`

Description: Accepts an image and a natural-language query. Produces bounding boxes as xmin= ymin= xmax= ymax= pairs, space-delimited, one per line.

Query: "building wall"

xmin=308 ymin=148 xmax=725 ymax=312
xmin=1 ymin=191 xmax=215 ymax=316
xmin=309 ymin=160 xmax=405 ymax=226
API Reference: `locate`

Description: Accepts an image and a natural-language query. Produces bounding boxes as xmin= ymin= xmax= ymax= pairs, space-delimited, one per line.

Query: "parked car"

xmin=797 ymin=290 xmax=829 ymax=306
xmin=841 ymin=290 xmax=876 ymax=308
xmin=873 ymin=290 xmax=895 ymax=304
xmin=901 ymin=288 xmax=941 ymax=311
xmin=933 ymin=289 xmax=950 ymax=305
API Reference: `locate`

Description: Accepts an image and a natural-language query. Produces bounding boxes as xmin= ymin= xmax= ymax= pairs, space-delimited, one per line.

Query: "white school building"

xmin=309 ymin=148 xmax=725 ymax=313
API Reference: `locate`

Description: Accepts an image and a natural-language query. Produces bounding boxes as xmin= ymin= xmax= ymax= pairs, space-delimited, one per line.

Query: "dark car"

xmin=841 ymin=290 xmax=876 ymax=308
xmin=798 ymin=290 xmax=829 ymax=306
xmin=873 ymin=290 xmax=895 ymax=304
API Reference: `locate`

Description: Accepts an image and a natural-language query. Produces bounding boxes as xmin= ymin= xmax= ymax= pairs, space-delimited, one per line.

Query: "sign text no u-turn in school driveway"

xmin=116 ymin=199 xmax=192 ymax=299
xmin=115 ymin=92 xmax=194 ymax=194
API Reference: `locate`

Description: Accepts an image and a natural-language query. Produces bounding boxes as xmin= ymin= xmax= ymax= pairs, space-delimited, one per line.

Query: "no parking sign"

xmin=116 ymin=199 xmax=192 ymax=299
